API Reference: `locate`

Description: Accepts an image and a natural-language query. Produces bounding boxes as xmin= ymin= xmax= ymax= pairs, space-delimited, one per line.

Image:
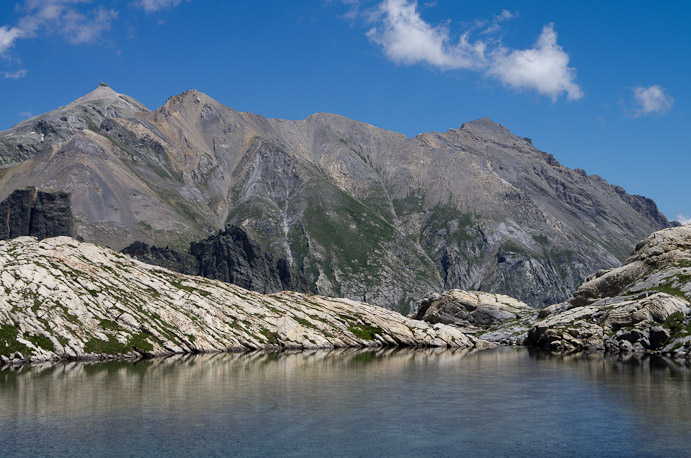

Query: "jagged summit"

xmin=161 ymin=88 xmax=221 ymax=107
xmin=155 ymin=88 xmax=232 ymax=121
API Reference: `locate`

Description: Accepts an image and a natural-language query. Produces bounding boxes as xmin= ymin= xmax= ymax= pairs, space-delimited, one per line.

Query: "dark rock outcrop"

xmin=0 ymin=187 xmax=73 ymax=240
xmin=191 ymin=226 xmax=304 ymax=294
xmin=121 ymin=241 xmax=199 ymax=275
xmin=123 ymin=225 xmax=308 ymax=294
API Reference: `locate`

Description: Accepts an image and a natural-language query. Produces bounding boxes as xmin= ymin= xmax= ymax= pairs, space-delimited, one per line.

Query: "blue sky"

xmin=1 ymin=0 xmax=689 ymax=222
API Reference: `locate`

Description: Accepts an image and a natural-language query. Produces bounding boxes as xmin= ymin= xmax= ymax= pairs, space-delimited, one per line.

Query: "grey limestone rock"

xmin=0 ymin=235 xmax=474 ymax=365
xmin=414 ymin=289 xmax=536 ymax=344
xmin=121 ymin=241 xmax=199 ymax=275
xmin=526 ymin=225 xmax=691 ymax=354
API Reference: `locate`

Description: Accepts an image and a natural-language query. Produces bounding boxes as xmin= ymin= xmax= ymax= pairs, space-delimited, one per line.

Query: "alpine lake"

xmin=0 ymin=347 xmax=689 ymax=457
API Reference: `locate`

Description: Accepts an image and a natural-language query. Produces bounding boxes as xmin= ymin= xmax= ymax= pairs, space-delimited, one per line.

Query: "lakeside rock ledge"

xmin=0 ymin=236 xmax=472 ymax=365
xmin=526 ymin=224 xmax=691 ymax=357
xmin=413 ymin=225 xmax=691 ymax=359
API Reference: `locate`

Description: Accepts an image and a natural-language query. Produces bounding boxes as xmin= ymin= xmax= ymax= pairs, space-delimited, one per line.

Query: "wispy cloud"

xmin=0 ymin=1 xmax=118 ymax=55
xmin=60 ymin=6 xmax=119 ymax=45
xmin=365 ymin=0 xmax=582 ymax=101
xmin=0 ymin=25 xmax=22 ymax=54
xmin=629 ymin=85 xmax=674 ymax=117
xmin=19 ymin=111 xmax=33 ymax=119
xmin=676 ymin=213 xmax=691 ymax=225
xmin=3 ymin=69 xmax=28 ymax=79
xmin=133 ymin=0 xmax=186 ymax=13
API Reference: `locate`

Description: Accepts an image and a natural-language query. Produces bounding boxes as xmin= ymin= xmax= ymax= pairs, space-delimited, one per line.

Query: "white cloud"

xmin=489 ymin=24 xmax=583 ymax=101
xmin=0 ymin=1 xmax=117 ymax=56
xmin=134 ymin=0 xmax=185 ymax=13
xmin=3 ymin=69 xmax=28 ymax=79
xmin=366 ymin=0 xmax=484 ymax=70
xmin=61 ymin=6 xmax=118 ymax=44
xmin=631 ymin=85 xmax=674 ymax=117
xmin=676 ymin=214 xmax=691 ymax=225
xmin=365 ymin=0 xmax=582 ymax=101
xmin=0 ymin=26 xmax=22 ymax=54
xmin=481 ymin=9 xmax=516 ymax=35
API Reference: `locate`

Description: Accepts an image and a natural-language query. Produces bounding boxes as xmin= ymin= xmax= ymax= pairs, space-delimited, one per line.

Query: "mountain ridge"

xmin=0 ymin=84 xmax=674 ymax=310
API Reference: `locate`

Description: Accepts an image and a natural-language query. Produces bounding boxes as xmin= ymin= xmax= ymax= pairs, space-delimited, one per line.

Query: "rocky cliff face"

xmin=0 ymin=187 xmax=73 ymax=240
xmin=122 ymin=225 xmax=309 ymax=294
xmin=0 ymin=85 xmax=674 ymax=311
xmin=0 ymin=236 xmax=473 ymax=365
xmin=190 ymin=225 xmax=307 ymax=293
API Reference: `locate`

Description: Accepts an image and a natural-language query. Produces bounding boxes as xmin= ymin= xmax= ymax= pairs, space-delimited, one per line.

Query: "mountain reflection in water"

xmin=0 ymin=347 xmax=689 ymax=457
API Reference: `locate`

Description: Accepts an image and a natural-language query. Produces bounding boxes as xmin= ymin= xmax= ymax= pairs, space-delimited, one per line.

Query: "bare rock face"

xmin=0 ymin=236 xmax=474 ymax=365
xmin=0 ymin=85 xmax=675 ymax=311
xmin=0 ymin=187 xmax=73 ymax=240
xmin=122 ymin=225 xmax=309 ymax=294
xmin=526 ymin=225 xmax=691 ymax=357
xmin=121 ymin=241 xmax=199 ymax=275
xmin=413 ymin=290 xmax=536 ymax=345
xmin=0 ymin=83 xmax=148 ymax=166
xmin=190 ymin=225 xmax=295 ymax=293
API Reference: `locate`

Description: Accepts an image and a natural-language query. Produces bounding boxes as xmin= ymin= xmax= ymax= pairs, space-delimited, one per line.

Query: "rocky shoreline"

xmin=1 ymin=225 xmax=690 ymax=367
xmin=0 ymin=236 xmax=475 ymax=366
xmin=414 ymin=225 xmax=691 ymax=360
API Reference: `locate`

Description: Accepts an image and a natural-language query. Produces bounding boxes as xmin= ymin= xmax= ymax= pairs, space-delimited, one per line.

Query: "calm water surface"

xmin=0 ymin=347 xmax=689 ymax=457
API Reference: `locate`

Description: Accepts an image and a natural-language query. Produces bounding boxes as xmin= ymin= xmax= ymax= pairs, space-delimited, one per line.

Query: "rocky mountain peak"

xmin=155 ymin=88 xmax=223 ymax=120
xmin=0 ymin=83 xmax=150 ymax=166
xmin=66 ymin=83 xmax=149 ymax=115
xmin=459 ymin=117 xmax=512 ymax=138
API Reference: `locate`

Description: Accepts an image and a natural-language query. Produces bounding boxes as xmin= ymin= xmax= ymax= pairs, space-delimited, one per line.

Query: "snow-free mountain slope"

xmin=0 ymin=85 xmax=673 ymax=310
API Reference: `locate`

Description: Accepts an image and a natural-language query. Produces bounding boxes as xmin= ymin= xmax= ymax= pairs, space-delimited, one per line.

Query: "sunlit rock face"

xmin=413 ymin=290 xmax=536 ymax=345
xmin=0 ymin=236 xmax=473 ymax=365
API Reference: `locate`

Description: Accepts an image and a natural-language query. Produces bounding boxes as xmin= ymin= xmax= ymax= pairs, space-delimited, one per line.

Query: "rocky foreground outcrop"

xmin=0 ymin=236 xmax=472 ymax=365
xmin=413 ymin=225 xmax=691 ymax=359
xmin=413 ymin=290 xmax=536 ymax=345
xmin=525 ymin=225 xmax=691 ymax=358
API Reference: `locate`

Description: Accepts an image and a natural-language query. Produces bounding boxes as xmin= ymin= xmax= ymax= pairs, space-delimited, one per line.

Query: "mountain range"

xmin=0 ymin=83 xmax=674 ymax=311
